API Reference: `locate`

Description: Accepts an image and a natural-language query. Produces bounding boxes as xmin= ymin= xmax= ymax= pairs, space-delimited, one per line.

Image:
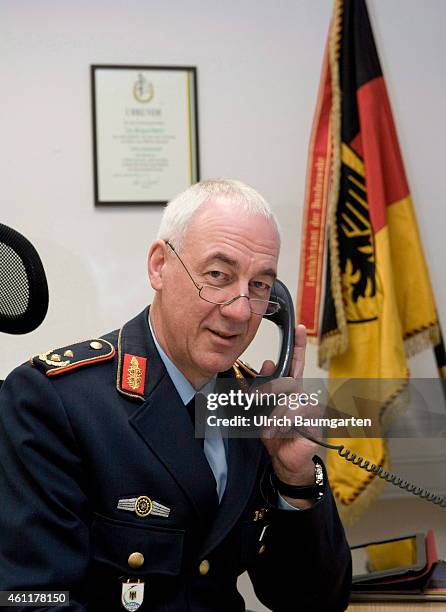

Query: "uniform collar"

xmin=116 ymin=306 xmax=165 ymax=401
xmin=116 ymin=306 xmax=222 ymax=402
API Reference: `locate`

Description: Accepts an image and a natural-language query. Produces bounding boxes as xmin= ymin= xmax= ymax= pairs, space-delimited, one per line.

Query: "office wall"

xmin=2 ymin=1 xmax=446 ymax=609
xmin=3 ymin=0 xmax=445 ymax=378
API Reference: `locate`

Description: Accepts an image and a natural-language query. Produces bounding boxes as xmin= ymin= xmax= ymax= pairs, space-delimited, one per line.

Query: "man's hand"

xmin=259 ymin=324 xmax=320 ymax=508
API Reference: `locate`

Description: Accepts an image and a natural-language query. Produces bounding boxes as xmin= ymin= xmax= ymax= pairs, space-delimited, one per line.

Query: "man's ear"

xmin=148 ymin=240 xmax=167 ymax=291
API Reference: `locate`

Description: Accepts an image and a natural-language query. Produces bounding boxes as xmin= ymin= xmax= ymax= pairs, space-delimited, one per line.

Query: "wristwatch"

xmin=270 ymin=456 xmax=325 ymax=500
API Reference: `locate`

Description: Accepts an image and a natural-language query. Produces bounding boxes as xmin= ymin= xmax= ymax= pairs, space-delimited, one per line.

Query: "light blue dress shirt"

xmin=148 ymin=316 xmax=297 ymax=510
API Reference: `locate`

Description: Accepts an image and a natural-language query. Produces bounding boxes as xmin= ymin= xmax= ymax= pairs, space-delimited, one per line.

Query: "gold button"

xmin=128 ymin=552 xmax=144 ymax=568
xmin=90 ymin=341 xmax=103 ymax=350
xmin=258 ymin=544 xmax=266 ymax=555
xmin=50 ymin=353 xmax=61 ymax=362
xmin=64 ymin=350 xmax=74 ymax=358
xmin=199 ymin=559 xmax=210 ymax=576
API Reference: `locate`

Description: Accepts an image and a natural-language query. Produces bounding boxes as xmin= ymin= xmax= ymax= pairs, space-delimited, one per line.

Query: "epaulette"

xmin=233 ymin=358 xmax=258 ymax=379
xmin=31 ymin=338 xmax=115 ymax=377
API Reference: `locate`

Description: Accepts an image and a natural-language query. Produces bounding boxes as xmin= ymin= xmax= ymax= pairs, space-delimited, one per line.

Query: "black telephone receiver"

xmin=257 ymin=280 xmax=446 ymax=510
xmin=253 ymin=278 xmax=295 ymax=385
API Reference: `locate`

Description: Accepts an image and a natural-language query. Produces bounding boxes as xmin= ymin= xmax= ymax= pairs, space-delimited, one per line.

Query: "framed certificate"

xmin=91 ymin=65 xmax=200 ymax=206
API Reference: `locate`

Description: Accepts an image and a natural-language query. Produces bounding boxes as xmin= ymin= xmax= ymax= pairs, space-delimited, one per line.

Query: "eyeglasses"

xmin=165 ymin=241 xmax=280 ymax=316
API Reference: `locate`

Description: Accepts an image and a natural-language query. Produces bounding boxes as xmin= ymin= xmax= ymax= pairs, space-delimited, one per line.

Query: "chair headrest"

xmin=0 ymin=223 xmax=49 ymax=334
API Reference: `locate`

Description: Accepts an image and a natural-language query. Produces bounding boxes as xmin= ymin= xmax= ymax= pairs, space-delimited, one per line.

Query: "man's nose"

xmin=220 ymin=294 xmax=252 ymax=321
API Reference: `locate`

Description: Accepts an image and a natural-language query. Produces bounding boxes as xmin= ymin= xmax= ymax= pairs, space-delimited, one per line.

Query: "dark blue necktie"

xmin=185 ymin=396 xmax=204 ymax=448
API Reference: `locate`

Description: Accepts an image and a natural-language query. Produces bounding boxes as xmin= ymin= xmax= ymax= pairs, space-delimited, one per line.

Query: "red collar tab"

xmin=121 ymin=353 xmax=147 ymax=396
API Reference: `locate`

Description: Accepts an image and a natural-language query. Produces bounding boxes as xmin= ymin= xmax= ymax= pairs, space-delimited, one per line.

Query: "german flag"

xmin=297 ymin=0 xmax=439 ymax=522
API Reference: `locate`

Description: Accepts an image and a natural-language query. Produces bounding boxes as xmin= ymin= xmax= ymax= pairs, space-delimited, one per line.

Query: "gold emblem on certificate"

xmin=133 ymin=73 xmax=154 ymax=103
xmin=121 ymin=580 xmax=144 ymax=611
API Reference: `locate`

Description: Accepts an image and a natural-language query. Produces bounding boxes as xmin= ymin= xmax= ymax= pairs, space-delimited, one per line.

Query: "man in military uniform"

xmin=0 ymin=179 xmax=351 ymax=611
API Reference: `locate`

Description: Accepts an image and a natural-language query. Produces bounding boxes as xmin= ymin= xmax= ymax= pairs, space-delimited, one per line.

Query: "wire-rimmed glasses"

xmin=165 ymin=241 xmax=280 ymax=316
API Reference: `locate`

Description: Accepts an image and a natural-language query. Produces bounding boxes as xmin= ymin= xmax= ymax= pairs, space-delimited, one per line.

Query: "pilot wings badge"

xmin=121 ymin=580 xmax=144 ymax=611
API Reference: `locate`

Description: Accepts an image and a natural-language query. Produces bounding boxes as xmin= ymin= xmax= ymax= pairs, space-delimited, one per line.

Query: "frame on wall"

xmin=91 ymin=65 xmax=200 ymax=206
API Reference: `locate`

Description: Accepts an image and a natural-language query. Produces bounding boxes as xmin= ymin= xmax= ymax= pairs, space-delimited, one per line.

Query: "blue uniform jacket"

xmin=0 ymin=308 xmax=351 ymax=611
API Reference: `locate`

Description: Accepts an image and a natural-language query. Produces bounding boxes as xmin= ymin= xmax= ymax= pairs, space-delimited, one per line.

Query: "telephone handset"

xmin=254 ymin=279 xmax=295 ymax=385
xmin=259 ymin=279 xmax=446 ymax=510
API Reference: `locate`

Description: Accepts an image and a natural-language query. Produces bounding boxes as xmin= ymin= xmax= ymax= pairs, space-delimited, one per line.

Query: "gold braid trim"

xmin=318 ymin=330 xmax=342 ymax=369
xmin=307 ymin=335 xmax=319 ymax=346
xmin=404 ymin=323 xmax=440 ymax=359
xmin=318 ymin=0 xmax=348 ymax=367
xmin=331 ymin=377 xmax=409 ymax=526
xmin=333 ymin=445 xmax=388 ymax=527
xmin=380 ymin=376 xmax=410 ymax=432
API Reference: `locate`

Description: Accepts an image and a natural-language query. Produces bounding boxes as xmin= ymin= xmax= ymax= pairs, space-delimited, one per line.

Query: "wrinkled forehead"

xmin=182 ymin=198 xmax=280 ymax=256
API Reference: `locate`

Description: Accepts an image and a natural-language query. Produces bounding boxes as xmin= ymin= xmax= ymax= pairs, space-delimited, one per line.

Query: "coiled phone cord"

xmin=302 ymin=433 xmax=446 ymax=508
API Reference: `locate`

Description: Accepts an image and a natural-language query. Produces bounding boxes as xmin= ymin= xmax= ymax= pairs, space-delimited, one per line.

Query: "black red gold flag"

xmin=297 ymin=0 xmax=439 ymax=522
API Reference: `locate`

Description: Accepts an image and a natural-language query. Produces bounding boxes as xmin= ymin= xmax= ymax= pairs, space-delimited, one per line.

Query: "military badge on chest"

xmin=121 ymin=579 xmax=144 ymax=611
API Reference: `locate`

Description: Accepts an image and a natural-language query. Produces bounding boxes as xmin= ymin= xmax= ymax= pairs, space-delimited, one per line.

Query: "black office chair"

xmin=0 ymin=223 xmax=49 ymax=386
